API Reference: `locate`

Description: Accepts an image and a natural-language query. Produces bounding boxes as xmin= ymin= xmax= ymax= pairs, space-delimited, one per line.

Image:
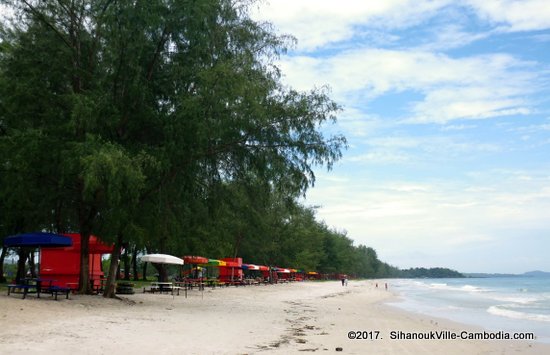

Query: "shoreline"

xmin=1 ymin=280 xmax=548 ymax=354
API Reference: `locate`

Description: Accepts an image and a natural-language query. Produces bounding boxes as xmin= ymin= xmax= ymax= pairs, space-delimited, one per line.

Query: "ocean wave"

xmin=426 ymin=283 xmax=489 ymax=293
xmin=460 ymin=285 xmax=486 ymax=292
xmin=487 ymin=305 xmax=550 ymax=322
xmin=491 ymin=296 xmax=540 ymax=304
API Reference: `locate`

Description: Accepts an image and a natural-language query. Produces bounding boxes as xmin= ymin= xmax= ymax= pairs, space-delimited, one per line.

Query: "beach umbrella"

xmin=200 ymin=259 xmax=226 ymax=267
xmin=141 ymin=254 xmax=184 ymax=265
xmin=141 ymin=254 xmax=184 ymax=290
xmin=4 ymin=232 xmax=73 ymax=248
xmin=223 ymin=260 xmax=240 ymax=268
xmin=4 ymin=232 xmax=73 ymax=283
xmin=242 ymin=264 xmax=260 ymax=270
xmin=182 ymin=255 xmax=209 ymax=264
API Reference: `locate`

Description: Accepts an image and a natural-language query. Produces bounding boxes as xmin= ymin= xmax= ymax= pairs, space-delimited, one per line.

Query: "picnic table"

xmin=90 ymin=278 xmax=107 ymax=294
xmin=144 ymin=281 xmax=180 ymax=295
xmin=7 ymin=278 xmax=70 ymax=300
xmin=7 ymin=281 xmax=37 ymax=299
xmin=177 ymin=279 xmax=206 ymax=290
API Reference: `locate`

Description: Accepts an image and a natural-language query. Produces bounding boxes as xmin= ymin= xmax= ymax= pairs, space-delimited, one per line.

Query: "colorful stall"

xmin=39 ymin=233 xmax=113 ymax=289
xmin=219 ymin=257 xmax=243 ymax=284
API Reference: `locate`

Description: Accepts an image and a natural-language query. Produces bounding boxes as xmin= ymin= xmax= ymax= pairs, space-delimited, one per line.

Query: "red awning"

xmin=62 ymin=233 xmax=114 ymax=254
xmin=183 ymin=255 xmax=209 ymax=264
xmin=224 ymin=261 xmax=241 ymax=268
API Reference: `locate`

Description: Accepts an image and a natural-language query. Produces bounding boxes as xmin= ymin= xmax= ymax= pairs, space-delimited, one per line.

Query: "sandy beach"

xmin=1 ymin=280 xmax=548 ymax=354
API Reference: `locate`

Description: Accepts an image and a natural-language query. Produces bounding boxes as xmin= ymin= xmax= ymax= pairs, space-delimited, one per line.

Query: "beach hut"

xmin=307 ymin=271 xmax=321 ymax=280
xmin=257 ymin=265 xmax=271 ymax=282
xmin=219 ymin=258 xmax=243 ymax=284
xmin=196 ymin=259 xmax=226 ymax=282
xmin=39 ymin=233 xmax=114 ymax=289
xmin=3 ymin=232 xmax=73 ymax=283
xmin=181 ymin=255 xmax=209 ymax=280
xmin=276 ymin=267 xmax=291 ymax=282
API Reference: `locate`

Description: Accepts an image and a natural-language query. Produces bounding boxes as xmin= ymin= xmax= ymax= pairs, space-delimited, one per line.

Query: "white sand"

xmin=1 ymin=280 xmax=548 ymax=354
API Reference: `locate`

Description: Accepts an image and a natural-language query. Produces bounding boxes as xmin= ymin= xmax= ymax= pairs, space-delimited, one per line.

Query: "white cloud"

xmin=410 ymin=87 xmax=532 ymax=124
xmin=252 ymin=0 xmax=550 ymax=273
xmin=250 ymin=2 xmax=546 ymax=126
xmin=463 ymin=0 xmax=550 ymax=32
xmin=347 ymin=151 xmax=412 ymax=164
xmin=251 ymin=1 xmax=550 ymax=52
xmin=347 ymin=134 xmax=501 ymax=166
xmin=305 ymin=170 xmax=550 ymax=271
xmin=417 ymin=24 xmax=491 ymax=51
xmin=250 ymin=0 xmax=453 ymax=50
xmin=440 ymin=124 xmax=477 ymax=131
xmin=278 ymin=49 xmax=538 ymax=124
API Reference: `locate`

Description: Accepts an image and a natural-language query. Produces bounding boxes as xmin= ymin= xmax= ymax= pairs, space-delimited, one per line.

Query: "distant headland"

xmin=464 ymin=270 xmax=550 ymax=278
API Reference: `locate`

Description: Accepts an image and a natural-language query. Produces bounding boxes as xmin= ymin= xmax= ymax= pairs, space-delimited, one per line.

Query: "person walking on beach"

xmin=341 ymin=276 xmax=345 ymax=286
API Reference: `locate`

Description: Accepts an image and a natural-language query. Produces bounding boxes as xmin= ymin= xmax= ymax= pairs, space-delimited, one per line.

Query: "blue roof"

xmin=3 ymin=232 xmax=72 ymax=247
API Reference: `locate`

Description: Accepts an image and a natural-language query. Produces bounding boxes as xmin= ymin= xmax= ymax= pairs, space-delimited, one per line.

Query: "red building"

xmin=219 ymin=257 xmax=243 ymax=283
xmin=39 ymin=233 xmax=113 ymax=289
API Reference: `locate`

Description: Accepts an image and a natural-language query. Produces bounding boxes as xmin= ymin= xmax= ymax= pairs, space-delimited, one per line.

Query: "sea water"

xmin=386 ymin=276 xmax=550 ymax=343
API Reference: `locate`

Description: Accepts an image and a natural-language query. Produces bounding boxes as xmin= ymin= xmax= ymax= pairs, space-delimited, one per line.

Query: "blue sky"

xmin=251 ymin=0 xmax=550 ymax=274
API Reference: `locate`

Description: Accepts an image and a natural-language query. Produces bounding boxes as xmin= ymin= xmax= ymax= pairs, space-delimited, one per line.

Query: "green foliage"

xmin=398 ymin=267 xmax=464 ymax=278
xmin=0 ymin=0 xmax=415 ymax=284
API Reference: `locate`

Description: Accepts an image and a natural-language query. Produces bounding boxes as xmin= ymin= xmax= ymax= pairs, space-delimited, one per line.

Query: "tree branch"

xmin=146 ymin=26 xmax=169 ymax=81
xmin=21 ymin=0 xmax=72 ymax=49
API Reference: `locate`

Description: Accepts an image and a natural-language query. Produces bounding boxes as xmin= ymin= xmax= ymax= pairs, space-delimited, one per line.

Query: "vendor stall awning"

xmin=242 ymin=264 xmax=260 ymax=270
xmin=4 ymin=232 xmax=73 ymax=248
xmin=182 ymin=255 xmax=209 ymax=264
xmin=200 ymin=259 xmax=226 ymax=267
xmin=141 ymin=254 xmax=184 ymax=265
xmin=279 ymin=268 xmax=291 ymax=273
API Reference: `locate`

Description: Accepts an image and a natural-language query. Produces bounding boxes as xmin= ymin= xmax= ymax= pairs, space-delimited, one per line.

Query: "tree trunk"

xmin=152 ymin=263 xmax=167 ymax=282
xmin=116 ymin=259 xmax=121 ymax=280
xmin=79 ymin=231 xmax=91 ymax=294
xmin=131 ymin=245 xmax=139 ymax=281
xmin=103 ymin=234 xmax=123 ymax=298
xmin=0 ymin=248 xmax=8 ymax=283
xmin=28 ymin=251 xmax=37 ymax=278
xmin=142 ymin=261 xmax=148 ymax=281
xmin=123 ymin=246 xmax=130 ymax=280
xmin=233 ymin=232 xmax=243 ymax=259
xmin=77 ymin=180 xmax=95 ymax=294
xmin=15 ymin=248 xmax=29 ymax=284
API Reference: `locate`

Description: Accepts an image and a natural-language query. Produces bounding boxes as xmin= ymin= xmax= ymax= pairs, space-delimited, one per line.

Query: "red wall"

xmin=40 ymin=234 xmax=112 ymax=288
xmin=219 ymin=257 xmax=243 ymax=282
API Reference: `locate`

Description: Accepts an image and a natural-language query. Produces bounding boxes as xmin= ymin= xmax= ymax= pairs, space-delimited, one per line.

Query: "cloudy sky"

xmin=251 ymin=0 xmax=550 ymax=274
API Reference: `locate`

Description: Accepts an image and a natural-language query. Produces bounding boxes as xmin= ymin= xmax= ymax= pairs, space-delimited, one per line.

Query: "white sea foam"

xmin=492 ymin=295 xmax=540 ymax=304
xmin=487 ymin=305 xmax=550 ymax=322
xmin=426 ymin=282 xmax=489 ymax=293
xmin=461 ymin=285 xmax=485 ymax=292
